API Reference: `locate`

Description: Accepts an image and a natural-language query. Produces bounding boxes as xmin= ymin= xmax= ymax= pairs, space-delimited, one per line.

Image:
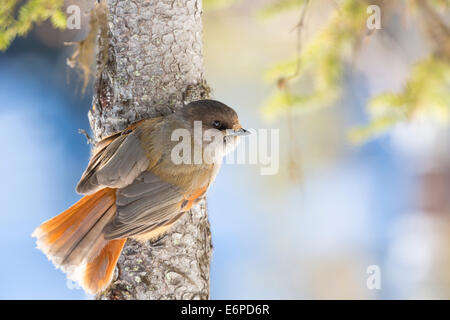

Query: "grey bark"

xmin=89 ymin=0 xmax=212 ymax=300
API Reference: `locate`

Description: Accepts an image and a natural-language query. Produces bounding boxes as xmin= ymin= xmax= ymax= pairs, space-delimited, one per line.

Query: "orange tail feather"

xmin=32 ymin=188 xmax=126 ymax=294
xmin=83 ymin=238 xmax=126 ymax=294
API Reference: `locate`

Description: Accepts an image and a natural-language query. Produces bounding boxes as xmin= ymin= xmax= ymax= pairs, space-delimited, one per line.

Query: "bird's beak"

xmin=226 ymin=128 xmax=251 ymax=137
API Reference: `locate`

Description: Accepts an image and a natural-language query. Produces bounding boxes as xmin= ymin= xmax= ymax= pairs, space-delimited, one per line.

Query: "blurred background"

xmin=1 ymin=0 xmax=449 ymax=299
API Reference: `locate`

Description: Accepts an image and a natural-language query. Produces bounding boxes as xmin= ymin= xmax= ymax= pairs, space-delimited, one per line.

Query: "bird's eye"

xmin=212 ymin=120 xmax=221 ymax=129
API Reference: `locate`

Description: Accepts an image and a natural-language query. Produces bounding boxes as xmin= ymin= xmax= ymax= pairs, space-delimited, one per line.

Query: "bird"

xmin=32 ymin=99 xmax=249 ymax=294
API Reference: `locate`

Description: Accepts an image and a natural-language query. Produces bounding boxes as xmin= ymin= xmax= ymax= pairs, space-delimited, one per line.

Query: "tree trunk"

xmin=90 ymin=0 xmax=212 ymax=300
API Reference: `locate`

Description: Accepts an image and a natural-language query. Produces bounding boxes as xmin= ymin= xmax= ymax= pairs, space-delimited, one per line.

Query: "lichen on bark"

xmin=87 ymin=0 xmax=213 ymax=300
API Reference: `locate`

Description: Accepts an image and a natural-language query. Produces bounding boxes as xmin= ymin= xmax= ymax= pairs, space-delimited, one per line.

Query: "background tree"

xmin=89 ymin=0 xmax=212 ymax=300
xmin=258 ymin=0 xmax=450 ymax=143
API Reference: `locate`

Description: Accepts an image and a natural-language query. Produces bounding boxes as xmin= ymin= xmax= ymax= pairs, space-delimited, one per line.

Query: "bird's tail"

xmin=32 ymin=188 xmax=126 ymax=294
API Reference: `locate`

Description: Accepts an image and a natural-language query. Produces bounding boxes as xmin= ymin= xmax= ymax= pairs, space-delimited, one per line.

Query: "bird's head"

xmin=176 ymin=99 xmax=250 ymax=161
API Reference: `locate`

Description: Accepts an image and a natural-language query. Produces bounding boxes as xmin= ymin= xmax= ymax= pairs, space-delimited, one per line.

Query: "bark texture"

xmin=89 ymin=0 xmax=212 ymax=300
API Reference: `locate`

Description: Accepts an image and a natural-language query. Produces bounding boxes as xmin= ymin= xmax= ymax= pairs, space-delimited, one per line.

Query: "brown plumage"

xmin=32 ymin=100 xmax=249 ymax=294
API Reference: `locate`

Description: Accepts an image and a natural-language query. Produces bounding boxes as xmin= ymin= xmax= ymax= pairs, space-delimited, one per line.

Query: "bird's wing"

xmin=77 ymin=116 xmax=210 ymax=239
xmin=103 ymin=171 xmax=207 ymax=239
xmin=76 ymin=119 xmax=158 ymax=195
